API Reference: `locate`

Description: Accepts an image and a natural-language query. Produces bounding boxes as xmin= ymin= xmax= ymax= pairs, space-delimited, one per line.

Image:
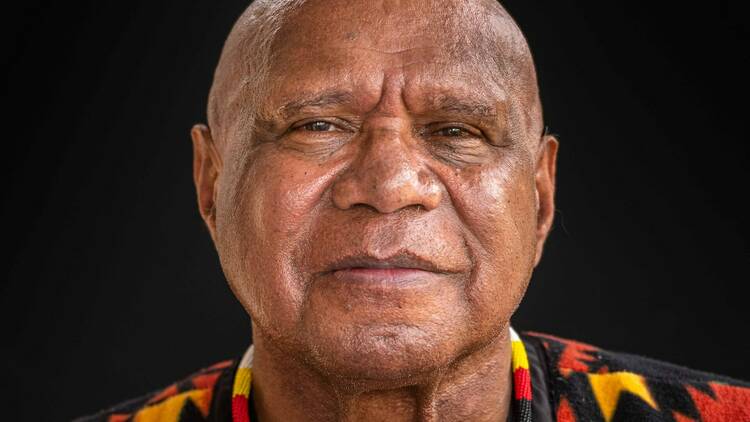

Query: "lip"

xmin=322 ymin=251 xmax=455 ymax=285
xmin=332 ymin=267 xmax=436 ymax=284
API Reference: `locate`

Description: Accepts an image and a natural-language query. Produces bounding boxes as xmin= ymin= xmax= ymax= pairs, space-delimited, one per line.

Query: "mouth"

xmin=322 ymin=251 xmax=456 ymax=285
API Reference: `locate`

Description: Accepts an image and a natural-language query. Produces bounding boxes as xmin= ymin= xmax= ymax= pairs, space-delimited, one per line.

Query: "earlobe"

xmin=533 ymin=134 xmax=559 ymax=267
xmin=191 ymin=124 xmax=222 ymax=243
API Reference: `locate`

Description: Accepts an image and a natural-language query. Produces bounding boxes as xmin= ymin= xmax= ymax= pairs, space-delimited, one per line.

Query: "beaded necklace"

xmin=232 ymin=327 xmax=532 ymax=422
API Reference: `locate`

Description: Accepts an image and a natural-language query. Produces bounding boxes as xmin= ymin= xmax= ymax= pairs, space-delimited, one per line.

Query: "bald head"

xmin=192 ymin=1 xmax=558 ymax=414
xmin=207 ymin=0 xmax=543 ymax=149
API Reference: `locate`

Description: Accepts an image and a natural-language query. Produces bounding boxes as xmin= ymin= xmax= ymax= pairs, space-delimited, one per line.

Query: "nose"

xmin=331 ymin=126 xmax=442 ymax=213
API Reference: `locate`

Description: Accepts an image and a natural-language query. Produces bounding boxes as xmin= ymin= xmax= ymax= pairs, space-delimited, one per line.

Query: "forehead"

xmin=260 ymin=0 xmax=516 ymax=112
xmin=274 ymin=0 xmax=505 ymax=51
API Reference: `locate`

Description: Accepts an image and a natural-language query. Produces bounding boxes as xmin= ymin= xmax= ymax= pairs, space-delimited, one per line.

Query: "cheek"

xmin=216 ymin=147 xmax=341 ymax=340
xmin=442 ymin=153 xmax=537 ymax=328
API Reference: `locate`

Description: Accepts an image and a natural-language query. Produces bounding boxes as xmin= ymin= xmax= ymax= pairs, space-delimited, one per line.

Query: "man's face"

xmin=196 ymin=0 xmax=557 ymax=381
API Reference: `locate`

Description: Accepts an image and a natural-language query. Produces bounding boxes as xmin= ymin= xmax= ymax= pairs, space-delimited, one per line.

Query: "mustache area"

xmin=303 ymin=212 xmax=473 ymax=278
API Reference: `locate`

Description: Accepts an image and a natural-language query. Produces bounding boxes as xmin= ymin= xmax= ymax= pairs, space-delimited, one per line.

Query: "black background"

xmin=2 ymin=1 xmax=748 ymax=420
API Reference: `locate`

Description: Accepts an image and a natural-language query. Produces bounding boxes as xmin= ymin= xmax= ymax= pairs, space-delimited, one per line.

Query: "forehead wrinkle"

xmin=333 ymin=45 xmax=439 ymax=56
xmin=210 ymin=0 xmax=543 ymax=149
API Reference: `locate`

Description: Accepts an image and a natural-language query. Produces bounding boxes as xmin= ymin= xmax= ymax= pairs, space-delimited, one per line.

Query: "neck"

xmin=249 ymin=324 xmax=513 ymax=422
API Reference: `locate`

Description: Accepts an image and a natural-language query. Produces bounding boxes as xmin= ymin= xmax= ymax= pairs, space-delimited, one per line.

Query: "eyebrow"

xmin=269 ymin=90 xmax=501 ymax=122
xmin=425 ymin=94 xmax=500 ymax=119
xmin=276 ymin=89 xmax=355 ymax=120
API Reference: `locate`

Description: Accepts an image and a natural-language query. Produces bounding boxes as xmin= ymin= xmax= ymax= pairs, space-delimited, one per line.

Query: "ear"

xmin=533 ymin=134 xmax=559 ymax=267
xmin=191 ymin=124 xmax=223 ymax=244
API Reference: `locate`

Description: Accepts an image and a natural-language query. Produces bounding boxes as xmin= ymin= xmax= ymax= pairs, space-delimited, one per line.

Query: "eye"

xmin=301 ymin=121 xmax=336 ymax=132
xmin=432 ymin=125 xmax=481 ymax=139
xmin=438 ymin=126 xmax=467 ymax=137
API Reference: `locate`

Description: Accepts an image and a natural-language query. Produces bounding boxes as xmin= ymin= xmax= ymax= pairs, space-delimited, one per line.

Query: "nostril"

xmin=330 ymin=153 xmax=443 ymax=213
xmin=350 ymin=202 xmax=380 ymax=213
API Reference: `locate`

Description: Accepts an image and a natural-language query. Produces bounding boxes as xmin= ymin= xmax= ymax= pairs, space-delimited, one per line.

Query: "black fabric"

xmin=249 ymin=383 xmax=260 ymax=421
xmin=208 ymin=359 xmax=240 ymax=421
xmin=523 ymin=334 xmax=555 ymax=422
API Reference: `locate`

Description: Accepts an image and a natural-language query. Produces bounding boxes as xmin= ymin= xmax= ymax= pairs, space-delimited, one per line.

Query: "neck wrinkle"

xmin=250 ymin=326 xmax=513 ymax=422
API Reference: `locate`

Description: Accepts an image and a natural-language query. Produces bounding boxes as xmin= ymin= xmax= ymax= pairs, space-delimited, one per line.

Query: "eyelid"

xmin=290 ymin=117 xmax=353 ymax=132
xmin=428 ymin=122 xmax=484 ymax=137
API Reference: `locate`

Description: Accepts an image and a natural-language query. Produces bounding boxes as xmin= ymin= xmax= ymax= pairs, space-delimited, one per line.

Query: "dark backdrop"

xmin=2 ymin=1 xmax=748 ymax=420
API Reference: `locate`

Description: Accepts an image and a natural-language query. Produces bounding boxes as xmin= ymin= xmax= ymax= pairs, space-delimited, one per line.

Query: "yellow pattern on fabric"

xmin=511 ymin=339 xmax=529 ymax=371
xmin=132 ymin=389 xmax=211 ymax=422
xmin=233 ymin=367 xmax=252 ymax=398
xmin=588 ymin=371 xmax=658 ymax=422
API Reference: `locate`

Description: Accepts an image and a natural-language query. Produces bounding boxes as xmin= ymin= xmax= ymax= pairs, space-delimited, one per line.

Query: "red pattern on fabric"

xmin=672 ymin=411 xmax=696 ymax=422
xmin=191 ymin=372 xmax=222 ymax=390
xmin=147 ymin=383 xmax=179 ymax=404
xmin=556 ymin=398 xmax=576 ymax=422
xmin=687 ymin=382 xmax=750 ymax=421
xmin=232 ymin=395 xmax=250 ymax=422
xmin=558 ymin=342 xmax=599 ymax=373
xmin=513 ymin=367 xmax=532 ymax=400
xmin=207 ymin=360 xmax=234 ymax=371
xmin=525 ymin=332 xmax=599 ymax=373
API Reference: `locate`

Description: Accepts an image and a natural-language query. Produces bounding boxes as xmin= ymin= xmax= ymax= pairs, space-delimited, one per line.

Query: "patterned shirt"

xmin=76 ymin=331 xmax=750 ymax=421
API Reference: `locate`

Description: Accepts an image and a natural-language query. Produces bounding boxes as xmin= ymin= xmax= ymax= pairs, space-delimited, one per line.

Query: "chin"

xmin=300 ymin=320 xmax=470 ymax=383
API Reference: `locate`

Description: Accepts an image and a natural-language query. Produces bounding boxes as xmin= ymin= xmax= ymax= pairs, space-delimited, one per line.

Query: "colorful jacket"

xmin=76 ymin=331 xmax=750 ymax=421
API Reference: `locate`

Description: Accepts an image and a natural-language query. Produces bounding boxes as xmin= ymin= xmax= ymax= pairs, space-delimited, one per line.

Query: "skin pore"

xmin=191 ymin=0 xmax=558 ymax=420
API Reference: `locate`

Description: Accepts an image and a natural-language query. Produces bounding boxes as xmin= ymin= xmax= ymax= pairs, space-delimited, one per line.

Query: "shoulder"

xmin=74 ymin=359 xmax=237 ymax=422
xmin=521 ymin=331 xmax=750 ymax=422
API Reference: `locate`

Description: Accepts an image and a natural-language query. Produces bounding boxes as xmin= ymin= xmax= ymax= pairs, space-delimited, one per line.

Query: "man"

xmin=78 ymin=0 xmax=750 ymax=421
